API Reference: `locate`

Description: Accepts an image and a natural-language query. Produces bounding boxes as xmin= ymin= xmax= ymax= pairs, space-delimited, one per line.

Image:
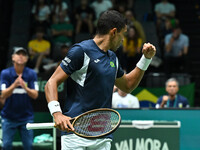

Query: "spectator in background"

xmin=154 ymin=0 xmax=176 ymax=39
xmin=74 ymin=0 xmax=95 ymax=35
xmin=43 ymin=43 xmax=70 ymax=72
xmin=111 ymin=0 xmax=134 ymax=10
xmin=51 ymin=0 xmax=70 ymax=23
xmin=160 ymin=17 xmax=179 ymax=43
xmin=122 ymin=26 xmax=143 ymax=73
xmin=164 ymin=17 xmax=179 ymax=36
xmin=0 ymin=47 xmax=38 ymax=150
xmin=90 ymin=0 xmax=113 ymax=25
xmin=31 ymin=0 xmax=51 ymax=33
xmin=125 ymin=10 xmax=146 ymax=43
xmin=51 ymin=11 xmax=73 ymax=47
xmin=157 ymin=16 xmax=179 ymax=56
xmin=28 ymin=27 xmax=51 ymax=73
xmin=51 ymin=11 xmax=73 ymax=62
xmin=114 ymin=1 xmax=127 ymax=16
xmin=154 ymin=0 xmax=176 ymax=20
xmin=112 ymin=86 xmax=140 ymax=108
xmin=164 ymin=26 xmax=189 ymax=74
xmin=156 ymin=78 xmax=189 ymax=108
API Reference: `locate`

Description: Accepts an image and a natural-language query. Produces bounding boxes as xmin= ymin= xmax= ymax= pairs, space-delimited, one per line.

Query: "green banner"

xmin=111 ymin=121 xmax=180 ymax=150
xmin=131 ymin=83 xmax=195 ymax=107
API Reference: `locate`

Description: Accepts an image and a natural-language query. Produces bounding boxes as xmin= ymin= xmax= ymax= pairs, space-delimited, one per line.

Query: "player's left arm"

xmin=115 ymin=43 xmax=156 ymax=93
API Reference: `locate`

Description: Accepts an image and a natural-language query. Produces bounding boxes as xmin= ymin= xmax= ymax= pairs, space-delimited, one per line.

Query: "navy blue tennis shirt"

xmin=60 ymin=39 xmax=124 ymax=118
xmin=0 ymin=67 xmax=38 ymax=121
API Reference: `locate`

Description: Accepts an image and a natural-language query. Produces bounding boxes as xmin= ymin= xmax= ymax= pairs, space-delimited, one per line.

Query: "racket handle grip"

xmin=26 ymin=123 xmax=55 ymax=130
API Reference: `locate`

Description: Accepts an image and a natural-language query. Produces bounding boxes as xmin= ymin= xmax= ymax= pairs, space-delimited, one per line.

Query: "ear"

xmin=110 ymin=28 xmax=117 ymax=36
xmin=12 ymin=54 xmax=15 ymax=62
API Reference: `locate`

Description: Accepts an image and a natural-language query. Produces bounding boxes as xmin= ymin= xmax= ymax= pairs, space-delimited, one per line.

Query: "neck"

xmin=118 ymin=90 xmax=127 ymax=97
xmin=37 ymin=38 xmax=43 ymax=41
xmin=119 ymin=93 xmax=127 ymax=97
xmin=14 ymin=64 xmax=24 ymax=75
xmin=93 ymin=35 xmax=110 ymax=52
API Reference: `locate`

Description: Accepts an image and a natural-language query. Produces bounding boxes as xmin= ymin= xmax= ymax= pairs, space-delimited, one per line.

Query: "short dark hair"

xmin=96 ymin=10 xmax=127 ymax=35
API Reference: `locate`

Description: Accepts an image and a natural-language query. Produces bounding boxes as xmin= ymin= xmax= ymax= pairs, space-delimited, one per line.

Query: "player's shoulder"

xmin=67 ymin=42 xmax=85 ymax=57
xmin=78 ymin=39 xmax=94 ymax=49
xmin=69 ymin=39 xmax=95 ymax=54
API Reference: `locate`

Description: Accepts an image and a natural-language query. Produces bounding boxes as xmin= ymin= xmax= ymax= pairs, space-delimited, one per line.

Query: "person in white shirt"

xmin=154 ymin=0 xmax=176 ymax=40
xmin=154 ymin=0 xmax=176 ymax=21
xmin=112 ymin=87 xmax=140 ymax=108
xmin=90 ymin=0 xmax=113 ymax=25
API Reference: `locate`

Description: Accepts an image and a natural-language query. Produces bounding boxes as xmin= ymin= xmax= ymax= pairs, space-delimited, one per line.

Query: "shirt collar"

xmin=10 ymin=66 xmax=26 ymax=78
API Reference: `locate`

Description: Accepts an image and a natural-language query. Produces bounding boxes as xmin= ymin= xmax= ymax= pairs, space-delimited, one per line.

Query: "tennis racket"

xmin=26 ymin=108 xmax=121 ymax=138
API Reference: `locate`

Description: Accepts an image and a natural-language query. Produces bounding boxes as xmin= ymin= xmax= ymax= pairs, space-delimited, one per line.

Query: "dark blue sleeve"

xmin=0 ymin=70 xmax=10 ymax=90
xmin=28 ymin=70 xmax=38 ymax=90
xmin=156 ymin=96 xmax=163 ymax=104
xmin=60 ymin=45 xmax=84 ymax=75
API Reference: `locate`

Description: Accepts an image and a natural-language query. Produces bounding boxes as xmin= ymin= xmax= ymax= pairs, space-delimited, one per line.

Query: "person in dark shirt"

xmin=0 ymin=47 xmax=38 ymax=150
xmin=156 ymin=78 xmax=189 ymax=108
xmin=45 ymin=10 xmax=156 ymax=149
xmin=74 ymin=0 xmax=95 ymax=34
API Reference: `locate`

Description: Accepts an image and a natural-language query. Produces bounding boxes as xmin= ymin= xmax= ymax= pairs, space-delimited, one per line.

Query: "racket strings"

xmin=73 ymin=111 xmax=119 ymax=136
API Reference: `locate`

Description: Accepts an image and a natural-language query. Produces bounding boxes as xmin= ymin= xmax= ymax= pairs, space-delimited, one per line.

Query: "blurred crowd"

xmin=26 ymin=0 xmax=147 ymax=74
xmin=26 ymin=0 xmax=190 ymax=78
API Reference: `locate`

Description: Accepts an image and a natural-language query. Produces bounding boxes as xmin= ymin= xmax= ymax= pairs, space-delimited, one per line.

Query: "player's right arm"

xmin=45 ymin=66 xmax=74 ymax=131
xmin=45 ymin=45 xmax=84 ymax=131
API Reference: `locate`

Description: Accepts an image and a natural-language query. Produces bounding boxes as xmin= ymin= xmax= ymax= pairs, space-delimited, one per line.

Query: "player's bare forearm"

xmin=45 ymin=78 xmax=59 ymax=103
xmin=115 ymin=43 xmax=156 ymax=93
xmin=115 ymin=67 xmax=144 ymax=93
xmin=45 ymin=66 xmax=68 ymax=103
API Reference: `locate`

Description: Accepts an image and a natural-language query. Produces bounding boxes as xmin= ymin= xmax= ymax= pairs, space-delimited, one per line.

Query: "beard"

xmin=111 ymin=43 xmax=122 ymax=52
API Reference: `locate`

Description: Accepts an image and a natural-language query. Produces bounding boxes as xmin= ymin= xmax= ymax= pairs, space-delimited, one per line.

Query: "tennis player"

xmin=45 ymin=10 xmax=156 ymax=149
xmin=0 ymin=47 xmax=38 ymax=150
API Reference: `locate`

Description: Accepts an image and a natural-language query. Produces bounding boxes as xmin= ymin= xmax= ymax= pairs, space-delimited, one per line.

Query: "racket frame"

xmin=71 ymin=108 xmax=121 ymax=138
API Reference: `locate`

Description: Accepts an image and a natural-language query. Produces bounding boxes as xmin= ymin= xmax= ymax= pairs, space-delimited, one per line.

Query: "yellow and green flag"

xmin=131 ymin=83 xmax=195 ymax=107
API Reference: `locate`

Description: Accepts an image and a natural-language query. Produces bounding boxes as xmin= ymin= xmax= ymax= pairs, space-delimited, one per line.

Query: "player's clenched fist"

xmin=142 ymin=43 xmax=156 ymax=59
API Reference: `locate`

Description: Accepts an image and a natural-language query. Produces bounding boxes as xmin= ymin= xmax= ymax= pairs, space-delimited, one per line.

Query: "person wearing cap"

xmin=0 ymin=47 xmax=39 ymax=150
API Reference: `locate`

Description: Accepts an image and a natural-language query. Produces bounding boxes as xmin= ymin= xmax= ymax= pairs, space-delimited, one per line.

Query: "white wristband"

xmin=48 ymin=101 xmax=62 ymax=116
xmin=136 ymin=55 xmax=152 ymax=71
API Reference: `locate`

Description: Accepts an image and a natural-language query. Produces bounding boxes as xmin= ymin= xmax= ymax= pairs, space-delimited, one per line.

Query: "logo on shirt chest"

xmin=94 ymin=59 xmax=100 ymax=63
xmin=110 ymin=61 xmax=115 ymax=68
